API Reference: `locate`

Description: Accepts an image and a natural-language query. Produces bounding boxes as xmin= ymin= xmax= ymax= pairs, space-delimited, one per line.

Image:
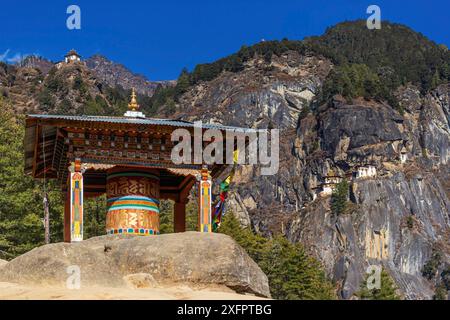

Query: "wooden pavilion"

xmin=23 ymin=89 xmax=246 ymax=242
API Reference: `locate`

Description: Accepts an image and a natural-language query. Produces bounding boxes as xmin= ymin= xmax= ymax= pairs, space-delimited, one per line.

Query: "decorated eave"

xmin=24 ymin=114 xmax=248 ymax=200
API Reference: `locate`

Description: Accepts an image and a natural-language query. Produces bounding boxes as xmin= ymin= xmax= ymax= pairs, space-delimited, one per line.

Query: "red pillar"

xmin=174 ymin=201 xmax=186 ymax=233
xmin=63 ymin=186 xmax=71 ymax=243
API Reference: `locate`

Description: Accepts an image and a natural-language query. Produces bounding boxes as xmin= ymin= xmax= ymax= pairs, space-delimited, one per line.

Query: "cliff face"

xmin=173 ymin=50 xmax=450 ymax=299
xmin=287 ymin=171 xmax=449 ymax=299
xmin=176 ymin=52 xmax=331 ymax=129
xmin=85 ymin=55 xmax=175 ymax=96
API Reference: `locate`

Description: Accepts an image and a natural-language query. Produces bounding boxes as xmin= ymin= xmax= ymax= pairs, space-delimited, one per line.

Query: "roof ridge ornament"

xmin=128 ymin=88 xmax=139 ymax=111
xmin=124 ymin=88 xmax=146 ymax=118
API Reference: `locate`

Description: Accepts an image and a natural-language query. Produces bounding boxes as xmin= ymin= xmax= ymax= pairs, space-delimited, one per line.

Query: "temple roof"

xmin=65 ymin=49 xmax=81 ymax=57
xmin=25 ymin=114 xmax=249 ymax=131
xmin=24 ymin=113 xmax=249 ymax=197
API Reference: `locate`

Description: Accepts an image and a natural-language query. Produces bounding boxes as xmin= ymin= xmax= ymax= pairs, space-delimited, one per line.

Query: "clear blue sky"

xmin=0 ymin=0 xmax=448 ymax=80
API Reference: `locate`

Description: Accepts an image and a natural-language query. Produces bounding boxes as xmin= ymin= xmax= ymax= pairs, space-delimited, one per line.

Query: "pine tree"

xmin=174 ymin=68 xmax=191 ymax=100
xmin=219 ymin=213 xmax=336 ymax=299
xmin=357 ymin=268 xmax=401 ymax=300
xmin=331 ymin=180 xmax=349 ymax=216
xmin=84 ymin=195 xmax=107 ymax=238
xmin=0 ymin=97 xmax=107 ymax=259
xmin=158 ymin=200 xmax=174 ymax=234
xmin=0 ymin=97 xmax=63 ymax=258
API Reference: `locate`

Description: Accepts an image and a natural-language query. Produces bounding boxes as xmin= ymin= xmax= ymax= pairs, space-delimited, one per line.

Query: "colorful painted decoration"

xmin=199 ymin=168 xmax=212 ymax=233
xmin=70 ymin=171 xmax=84 ymax=242
xmin=212 ymin=150 xmax=239 ymax=231
xmin=105 ymin=170 xmax=160 ymax=235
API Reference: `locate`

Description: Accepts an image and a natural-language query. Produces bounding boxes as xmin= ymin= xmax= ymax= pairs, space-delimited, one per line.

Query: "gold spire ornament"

xmin=128 ymin=88 xmax=139 ymax=111
xmin=123 ymin=88 xmax=145 ymax=118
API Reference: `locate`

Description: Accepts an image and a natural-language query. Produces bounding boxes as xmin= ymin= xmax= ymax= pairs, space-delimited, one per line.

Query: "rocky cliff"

xmin=85 ymin=55 xmax=175 ymax=96
xmin=169 ymin=47 xmax=450 ymax=299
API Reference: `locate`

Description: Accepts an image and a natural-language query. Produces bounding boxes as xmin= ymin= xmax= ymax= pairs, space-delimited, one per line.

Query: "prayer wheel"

xmin=105 ymin=167 xmax=160 ymax=235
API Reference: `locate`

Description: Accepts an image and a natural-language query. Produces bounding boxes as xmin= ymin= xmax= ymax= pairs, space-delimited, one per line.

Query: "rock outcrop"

xmin=0 ymin=259 xmax=7 ymax=268
xmin=0 ymin=232 xmax=270 ymax=298
xmin=171 ymin=48 xmax=450 ymax=299
xmin=85 ymin=54 xmax=175 ymax=96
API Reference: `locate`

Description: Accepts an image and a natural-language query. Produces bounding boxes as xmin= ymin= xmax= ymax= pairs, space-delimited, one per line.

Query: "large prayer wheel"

xmin=105 ymin=167 xmax=160 ymax=235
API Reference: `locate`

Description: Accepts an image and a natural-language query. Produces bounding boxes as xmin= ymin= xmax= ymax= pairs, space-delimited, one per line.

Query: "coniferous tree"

xmin=0 ymin=97 xmax=111 ymax=259
xmin=174 ymin=68 xmax=191 ymax=100
xmin=331 ymin=180 xmax=349 ymax=216
xmin=357 ymin=268 xmax=401 ymax=300
xmin=219 ymin=213 xmax=336 ymax=299
xmin=0 ymin=97 xmax=64 ymax=258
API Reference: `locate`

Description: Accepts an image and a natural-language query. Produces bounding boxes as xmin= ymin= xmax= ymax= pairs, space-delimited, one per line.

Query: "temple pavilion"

xmin=24 ymin=89 xmax=247 ymax=242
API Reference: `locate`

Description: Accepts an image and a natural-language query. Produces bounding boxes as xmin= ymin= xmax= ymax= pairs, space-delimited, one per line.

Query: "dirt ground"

xmin=0 ymin=282 xmax=267 ymax=300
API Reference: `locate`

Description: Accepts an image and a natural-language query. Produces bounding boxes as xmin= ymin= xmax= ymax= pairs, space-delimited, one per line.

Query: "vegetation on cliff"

xmin=219 ymin=213 xmax=336 ymax=300
xmin=151 ymin=20 xmax=449 ymax=112
xmin=331 ymin=180 xmax=350 ymax=216
xmin=421 ymin=247 xmax=450 ymax=299
xmin=357 ymin=268 xmax=401 ymax=300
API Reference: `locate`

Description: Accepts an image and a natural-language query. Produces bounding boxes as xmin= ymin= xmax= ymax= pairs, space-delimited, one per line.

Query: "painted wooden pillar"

xmin=198 ymin=167 xmax=212 ymax=233
xmin=68 ymin=159 xmax=84 ymax=242
xmin=174 ymin=201 xmax=186 ymax=233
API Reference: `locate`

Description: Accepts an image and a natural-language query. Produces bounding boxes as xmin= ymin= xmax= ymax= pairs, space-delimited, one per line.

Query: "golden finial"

xmin=128 ymin=88 xmax=139 ymax=111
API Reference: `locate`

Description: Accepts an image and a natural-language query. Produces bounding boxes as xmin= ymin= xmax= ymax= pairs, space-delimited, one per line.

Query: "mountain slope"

xmin=0 ymin=20 xmax=449 ymax=299
xmin=85 ymin=54 xmax=175 ymax=96
xmin=163 ymin=21 xmax=450 ymax=299
xmin=0 ymin=59 xmax=161 ymax=116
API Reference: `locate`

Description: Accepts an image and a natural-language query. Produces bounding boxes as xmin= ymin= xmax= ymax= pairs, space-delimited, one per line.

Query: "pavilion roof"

xmin=24 ymin=114 xmax=249 ymax=195
xmin=25 ymin=114 xmax=249 ymax=132
xmin=65 ymin=49 xmax=81 ymax=57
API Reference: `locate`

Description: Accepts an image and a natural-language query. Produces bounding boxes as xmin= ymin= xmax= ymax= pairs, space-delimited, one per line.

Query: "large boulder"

xmin=0 ymin=232 xmax=270 ymax=298
xmin=0 ymin=259 xmax=8 ymax=268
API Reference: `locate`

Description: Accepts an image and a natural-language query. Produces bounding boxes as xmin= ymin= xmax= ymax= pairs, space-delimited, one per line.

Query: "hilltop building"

xmin=313 ymin=170 xmax=343 ymax=197
xmin=65 ymin=49 xmax=81 ymax=63
xmin=354 ymin=164 xmax=377 ymax=179
xmin=400 ymin=146 xmax=408 ymax=164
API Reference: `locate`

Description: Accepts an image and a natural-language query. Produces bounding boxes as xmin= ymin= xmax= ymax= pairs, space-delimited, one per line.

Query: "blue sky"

xmin=0 ymin=0 xmax=448 ymax=80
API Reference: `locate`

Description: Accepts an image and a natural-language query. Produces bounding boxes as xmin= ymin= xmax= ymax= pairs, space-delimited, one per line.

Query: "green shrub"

xmin=406 ymin=216 xmax=414 ymax=229
xmin=37 ymin=88 xmax=55 ymax=111
xmin=441 ymin=267 xmax=450 ymax=290
xmin=357 ymin=268 xmax=401 ymax=300
xmin=422 ymin=248 xmax=442 ymax=280
xmin=331 ymin=180 xmax=349 ymax=216
xmin=433 ymin=285 xmax=448 ymax=300
xmin=219 ymin=214 xmax=336 ymax=299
